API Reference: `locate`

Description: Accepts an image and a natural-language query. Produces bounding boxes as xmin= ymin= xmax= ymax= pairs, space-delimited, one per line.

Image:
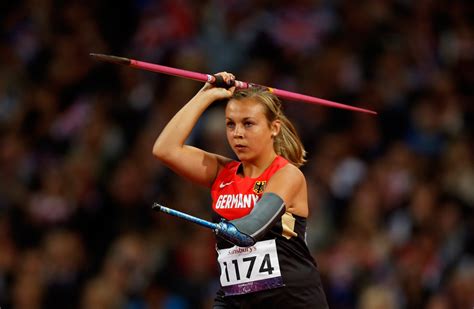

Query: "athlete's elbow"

xmin=152 ymin=141 xmax=171 ymax=161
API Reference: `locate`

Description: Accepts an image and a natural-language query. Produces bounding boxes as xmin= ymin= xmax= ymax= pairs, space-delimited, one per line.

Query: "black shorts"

xmin=213 ymin=274 xmax=329 ymax=309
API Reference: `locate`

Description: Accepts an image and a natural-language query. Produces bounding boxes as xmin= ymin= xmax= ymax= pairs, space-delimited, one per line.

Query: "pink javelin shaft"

xmin=90 ymin=53 xmax=377 ymax=115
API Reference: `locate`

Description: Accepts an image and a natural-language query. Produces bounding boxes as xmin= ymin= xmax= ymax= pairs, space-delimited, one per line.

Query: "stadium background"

xmin=0 ymin=0 xmax=473 ymax=308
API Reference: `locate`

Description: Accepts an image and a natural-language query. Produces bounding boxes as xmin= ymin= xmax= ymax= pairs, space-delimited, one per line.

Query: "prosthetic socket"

xmin=215 ymin=192 xmax=286 ymax=247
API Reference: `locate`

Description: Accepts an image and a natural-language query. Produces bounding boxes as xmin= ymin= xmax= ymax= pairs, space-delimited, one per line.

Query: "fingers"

xmin=198 ymin=72 xmax=236 ymax=100
xmin=214 ymin=71 xmax=235 ymax=87
xmin=228 ymin=86 xmax=236 ymax=95
xmin=200 ymin=71 xmax=235 ymax=92
xmin=213 ymin=86 xmax=235 ymax=99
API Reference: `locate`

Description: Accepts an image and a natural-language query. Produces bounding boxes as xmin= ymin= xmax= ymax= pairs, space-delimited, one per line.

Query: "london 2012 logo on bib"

xmin=253 ymin=181 xmax=266 ymax=194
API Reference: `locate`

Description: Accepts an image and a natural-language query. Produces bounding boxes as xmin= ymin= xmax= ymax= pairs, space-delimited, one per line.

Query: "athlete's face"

xmin=225 ymin=98 xmax=279 ymax=162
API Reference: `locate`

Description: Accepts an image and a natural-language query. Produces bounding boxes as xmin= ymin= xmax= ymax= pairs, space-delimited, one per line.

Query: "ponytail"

xmin=231 ymin=88 xmax=307 ymax=167
xmin=274 ymin=113 xmax=307 ymax=167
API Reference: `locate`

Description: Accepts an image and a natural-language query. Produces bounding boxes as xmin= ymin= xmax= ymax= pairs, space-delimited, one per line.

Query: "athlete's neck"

xmin=240 ymin=151 xmax=278 ymax=178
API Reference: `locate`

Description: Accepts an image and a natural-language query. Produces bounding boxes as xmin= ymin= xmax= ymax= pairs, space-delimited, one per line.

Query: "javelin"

xmin=90 ymin=53 xmax=377 ymax=115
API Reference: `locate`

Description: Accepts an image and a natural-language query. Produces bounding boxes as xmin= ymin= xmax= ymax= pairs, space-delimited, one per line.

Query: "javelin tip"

xmin=89 ymin=53 xmax=131 ymax=66
xmin=364 ymin=110 xmax=378 ymax=115
xmin=152 ymin=202 xmax=163 ymax=211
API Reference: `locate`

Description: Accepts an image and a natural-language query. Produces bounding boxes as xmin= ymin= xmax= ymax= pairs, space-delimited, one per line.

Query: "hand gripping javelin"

xmin=90 ymin=53 xmax=377 ymax=115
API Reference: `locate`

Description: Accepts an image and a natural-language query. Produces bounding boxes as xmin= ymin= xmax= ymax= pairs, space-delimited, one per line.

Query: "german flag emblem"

xmin=253 ymin=181 xmax=266 ymax=194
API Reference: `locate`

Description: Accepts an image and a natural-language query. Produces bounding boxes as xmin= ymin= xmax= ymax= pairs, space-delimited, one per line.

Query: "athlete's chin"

xmin=234 ymin=152 xmax=255 ymax=162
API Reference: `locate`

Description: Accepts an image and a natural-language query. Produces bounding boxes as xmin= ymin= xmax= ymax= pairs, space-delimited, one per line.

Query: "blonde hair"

xmin=231 ymin=88 xmax=307 ymax=167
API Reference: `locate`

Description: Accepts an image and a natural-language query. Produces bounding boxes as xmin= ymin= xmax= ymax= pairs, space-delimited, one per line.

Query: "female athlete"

xmin=153 ymin=72 xmax=328 ymax=308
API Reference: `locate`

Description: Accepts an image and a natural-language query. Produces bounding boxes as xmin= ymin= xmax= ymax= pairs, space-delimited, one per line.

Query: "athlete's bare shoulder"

xmin=265 ymin=162 xmax=306 ymax=207
xmin=274 ymin=163 xmax=306 ymax=184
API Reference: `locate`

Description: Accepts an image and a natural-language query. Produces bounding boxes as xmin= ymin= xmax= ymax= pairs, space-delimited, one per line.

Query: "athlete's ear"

xmin=271 ymin=120 xmax=281 ymax=138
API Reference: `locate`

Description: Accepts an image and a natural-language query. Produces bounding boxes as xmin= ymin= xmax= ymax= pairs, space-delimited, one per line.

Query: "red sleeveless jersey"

xmin=211 ymin=156 xmax=288 ymax=220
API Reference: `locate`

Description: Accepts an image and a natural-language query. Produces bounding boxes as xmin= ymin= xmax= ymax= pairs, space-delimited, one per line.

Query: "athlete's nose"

xmin=233 ymin=124 xmax=244 ymax=138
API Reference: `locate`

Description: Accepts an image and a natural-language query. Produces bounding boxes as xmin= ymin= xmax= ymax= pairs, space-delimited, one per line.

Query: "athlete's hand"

xmin=198 ymin=72 xmax=236 ymax=101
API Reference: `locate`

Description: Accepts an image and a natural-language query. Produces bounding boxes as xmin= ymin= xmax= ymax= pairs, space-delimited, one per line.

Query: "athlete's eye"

xmin=226 ymin=121 xmax=235 ymax=129
xmin=244 ymin=121 xmax=254 ymax=128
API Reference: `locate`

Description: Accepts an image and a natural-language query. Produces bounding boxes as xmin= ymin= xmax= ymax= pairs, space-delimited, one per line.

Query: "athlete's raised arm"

xmin=153 ymin=73 xmax=235 ymax=187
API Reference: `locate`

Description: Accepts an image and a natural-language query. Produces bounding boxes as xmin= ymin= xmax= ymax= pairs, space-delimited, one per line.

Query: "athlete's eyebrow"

xmin=225 ymin=117 xmax=256 ymax=121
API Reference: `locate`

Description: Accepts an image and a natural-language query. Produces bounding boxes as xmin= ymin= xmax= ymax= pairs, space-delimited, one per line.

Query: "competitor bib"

xmin=217 ymin=239 xmax=284 ymax=295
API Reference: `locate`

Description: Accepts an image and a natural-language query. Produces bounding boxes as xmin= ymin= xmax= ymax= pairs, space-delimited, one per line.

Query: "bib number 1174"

xmin=221 ymin=253 xmax=274 ymax=282
xmin=217 ymin=239 xmax=282 ymax=288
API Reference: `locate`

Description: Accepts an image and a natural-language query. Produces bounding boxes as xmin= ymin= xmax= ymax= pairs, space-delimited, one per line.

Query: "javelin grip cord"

xmin=212 ymin=74 xmax=235 ymax=89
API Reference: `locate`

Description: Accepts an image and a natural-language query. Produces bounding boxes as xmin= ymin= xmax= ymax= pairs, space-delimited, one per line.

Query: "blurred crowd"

xmin=0 ymin=0 xmax=473 ymax=308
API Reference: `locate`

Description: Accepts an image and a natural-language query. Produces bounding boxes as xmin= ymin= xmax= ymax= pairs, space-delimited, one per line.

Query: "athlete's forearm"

xmin=152 ymin=91 xmax=214 ymax=159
